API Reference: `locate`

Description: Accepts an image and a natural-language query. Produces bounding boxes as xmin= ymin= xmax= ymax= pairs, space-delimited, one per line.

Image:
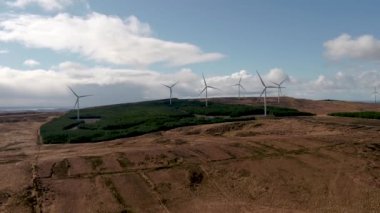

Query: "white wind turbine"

xmin=270 ymin=78 xmax=287 ymax=103
xmin=68 ymin=87 xmax=92 ymax=121
xmin=257 ymin=71 xmax=277 ymax=116
xmin=373 ymin=87 xmax=379 ymax=104
xmin=162 ymin=82 xmax=177 ymax=105
xmin=200 ymin=73 xmax=219 ymax=107
xmin=233 ymin=77 xmax=246 ymax=99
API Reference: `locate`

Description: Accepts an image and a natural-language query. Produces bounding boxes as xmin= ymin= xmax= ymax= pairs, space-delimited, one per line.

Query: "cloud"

xmin=206 ymin=69 xmax=291 ymax=96
xmin=0 ymin=63 xmax=290 ymax=106
xmin=1 ymin=61 xmax=376 ymax=106
xmin=324 ymin=34 xmax=380 ymax=61
xmin=0 ymin=62 xmax=206 ymax=106
xmin=6 ymin=0 xmax=73 ymax=11
xmin=0 ymin=49 xmax=9 ymax=54
xmin=265 ymin=68 xmax=290 ymax=84
xmin=310 ymin=71 xmax=379 ymax=91
xmin=23 ymin=59 xmax=40 ymax=67
xmin=0 ymin=12 xmax=224 ymax=67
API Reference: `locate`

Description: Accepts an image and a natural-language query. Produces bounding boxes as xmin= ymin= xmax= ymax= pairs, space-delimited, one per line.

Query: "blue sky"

xmin=0 ymin=0 xmax=379 ymax=107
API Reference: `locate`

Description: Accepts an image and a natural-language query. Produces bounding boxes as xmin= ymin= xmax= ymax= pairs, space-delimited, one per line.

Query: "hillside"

xmin=212 ymin=96 xmax=380 ymax=115
xmin=40 ymin=99 xmax=312 ymax=143
xmin=0 ymin=103 xmax=379 ymax=212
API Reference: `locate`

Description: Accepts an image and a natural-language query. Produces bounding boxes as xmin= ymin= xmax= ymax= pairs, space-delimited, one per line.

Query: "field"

xmin=0 ymin=97 xmax=379 ymax=212
xmin=40 ymin=99 xmax=313 ymax=144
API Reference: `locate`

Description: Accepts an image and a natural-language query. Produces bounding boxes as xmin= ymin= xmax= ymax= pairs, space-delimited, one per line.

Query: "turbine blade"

xmin=73 ymin=99 xmax=79 ymax=109
xmin=259 ymin=88 xmax=266 ymax=98
xmin=279 ymin=78 xmax=287 ymax=85
xmin=240 ymin=84 xmax=246 ymax=91
xmin=80 ymin=95 xmax=92 ymax=98
xmin=68 ymin=86 xmax=79 ymax=97
xmin=208 ymin=86 xmax=220 ymax=91
xmin=171 ymin=81 xmax=178 ymax=88
xmin=270 ymin=81 xmax=280 ymax=86
xmin=257 ymin=88 xmax=266 ymax=103
xmin=200 ymin=87 xmax=207 ymax=95
xmin=202 ymin=73 xmax=207 ymax=86
xmin=266 ymin=86 xmax=277 ymax=88
xmin=256 ymin=71 xmax=266 ymax=87
xmin=162 ymin=84 xmax=170 ymax=88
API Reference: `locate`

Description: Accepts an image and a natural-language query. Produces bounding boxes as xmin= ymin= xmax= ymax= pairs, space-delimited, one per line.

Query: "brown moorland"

xmin=0 ymin=97 xmax=379 ymax=212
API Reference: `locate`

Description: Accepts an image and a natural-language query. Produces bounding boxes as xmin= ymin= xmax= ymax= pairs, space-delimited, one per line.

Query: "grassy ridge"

xmin=329 ymin=111 xmax=380 ymax=119
xmin=41 ymin=99 xmax=313 ymax=144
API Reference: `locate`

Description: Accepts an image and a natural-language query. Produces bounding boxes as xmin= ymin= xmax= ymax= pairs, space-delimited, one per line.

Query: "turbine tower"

xmin=162 ymin=82 xmax=177 ymax=105
xmin=270 ymin=79 xmax=287 ymax=103
xmin=233 ymin=77 xmax=246 ymax=99
xmin=68 ymin=87 xmax=92 ymax=121
xmin=373 ymin=87 xmax=379 ymax=104
xmin=200 ymin=73 xmax=219 ymax=107
xmin=257 ymin=71 xmax=276 ymax=116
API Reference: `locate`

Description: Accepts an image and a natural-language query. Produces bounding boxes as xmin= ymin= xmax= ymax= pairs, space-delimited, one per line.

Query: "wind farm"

xmin=1 ymin=70 xmax=380 ymax=213
xmin=1 ymin=65 xmax=380 ymax=213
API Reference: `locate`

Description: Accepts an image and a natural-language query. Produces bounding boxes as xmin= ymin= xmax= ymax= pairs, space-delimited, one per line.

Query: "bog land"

xmin=0 ymin=97 xmax=379 ymax=212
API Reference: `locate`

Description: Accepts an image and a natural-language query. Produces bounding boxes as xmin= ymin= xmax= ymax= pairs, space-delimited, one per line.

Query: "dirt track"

xmin=0 ymin=99 xmax=379 ymax=212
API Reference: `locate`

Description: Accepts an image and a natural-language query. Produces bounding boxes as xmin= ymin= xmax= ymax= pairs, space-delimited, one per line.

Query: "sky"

xmin=0 ymin=0 xmax=380 ymax=107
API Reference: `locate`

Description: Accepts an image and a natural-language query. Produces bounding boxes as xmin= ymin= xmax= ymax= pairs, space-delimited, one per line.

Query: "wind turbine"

xmin=373 ymin=87 xmax=379 ymax=104
xmin=233 ymin=77 xmax=246 ymax=99
xmin=270 ymin=78 xmax=287 ymax=103
xmin=68 ymin=87 xmax=92 ymax=121
xmin=162 ymin=82 xmax=177 ymax=105
xmin=257 ymin=71 xmax=277 ymax=116
xmin=200 ymin=73 xmax=219 ymax=107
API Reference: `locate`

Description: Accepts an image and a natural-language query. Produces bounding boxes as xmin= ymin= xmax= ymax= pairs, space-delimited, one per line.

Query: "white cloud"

xmin=206 ymin=69 xmax=291 ymax=97
xmin=0 ymin=49 xmax=9 ymax=54
xmin=0 ymin=62 xmax=206 ymax=106
xmin=1 ymin=62 xmax=377 ymax=106
xmin=265 ymin=68 xmax=290 ymax=84
xmin=0 ymin=12 xmax=224 ymax=67
xmin=310 ymin=71 xmax=379 ymax=91
xmin=23 ymin=59 xmax=40 ymax=67
xmin=324 ymin=34 xmax=380 ymax=61
xmin=6 ymin=0 xmax=73 ymax=11
xmin=0 ymin=64 xmax=289 ymax=106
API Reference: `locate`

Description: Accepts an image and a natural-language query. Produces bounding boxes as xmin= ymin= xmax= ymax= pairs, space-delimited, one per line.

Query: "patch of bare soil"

xmin=0 ymin=100 xmax=379 ymax=212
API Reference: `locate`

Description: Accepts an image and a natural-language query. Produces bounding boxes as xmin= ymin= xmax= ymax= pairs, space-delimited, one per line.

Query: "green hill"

xmin=329 ymin=111 xmax=380 ymax=119
xmin=40 ymin=99 xmax=313 ymax=144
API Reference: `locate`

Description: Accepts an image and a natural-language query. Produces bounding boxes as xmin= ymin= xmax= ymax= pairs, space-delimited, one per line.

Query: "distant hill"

xmin=210 ymin=97 xmax=380 ymax=115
